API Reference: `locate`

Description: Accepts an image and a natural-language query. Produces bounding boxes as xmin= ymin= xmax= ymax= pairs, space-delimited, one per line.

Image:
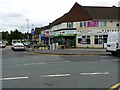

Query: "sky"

xmin=0 ymin=0 xmax=120 ymax=33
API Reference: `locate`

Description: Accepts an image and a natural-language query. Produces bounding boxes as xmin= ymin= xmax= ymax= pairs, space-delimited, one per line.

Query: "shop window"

xmin=94 ymin=35 xmax=103 ymax=45
xmin=67 ymin=22 xmax=73 ymax=28
xmin=103 ymin=35 xmax=108 ymax=43
xmin=80 ymin=21 xmax=86 ymax=27
xmin=78 ymin=38 xmax=82 ymax=44
xmin=78 ymin=36 xmax=90 ymax=45
xmin=86 ymin=36 xmax=90 ymax=44
xmin=95 ymin=39 xmax=98 ymax=44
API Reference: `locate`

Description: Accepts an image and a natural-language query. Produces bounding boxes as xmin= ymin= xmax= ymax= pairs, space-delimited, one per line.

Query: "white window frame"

xmin=80 ymin=21 xmax=87 ymax=27
xmin=67 ymin=22 xmax=73 ymax=28
xmin=100 ymin=21 xmax=106 ymax=27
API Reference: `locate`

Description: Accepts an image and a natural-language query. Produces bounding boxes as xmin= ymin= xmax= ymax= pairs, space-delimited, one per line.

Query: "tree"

xmin=2 ymin=31 xmax=9 ymax=40
xmin=1 ymin=29 xmax=32 ymax=44
xmin=10 ymin=29 xmax=23 ymax=39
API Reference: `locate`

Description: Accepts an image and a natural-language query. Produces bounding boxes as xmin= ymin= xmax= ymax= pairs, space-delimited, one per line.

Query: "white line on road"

xmin=80 ymin=72 xmax=110 ymax=75
xmin=0 ymin=77 xmax=29 ymax=81
xmin=41 ymin=74 xmax=71 ymax=78
xmin=23 ymin=61 xmax=70 ymax=66
xmin=24 ymin=62 xmax=45 ymax=65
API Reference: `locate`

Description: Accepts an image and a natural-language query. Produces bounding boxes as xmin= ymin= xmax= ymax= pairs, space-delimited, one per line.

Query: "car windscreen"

xmin=13 ymin=41 xmax=21 ymax=43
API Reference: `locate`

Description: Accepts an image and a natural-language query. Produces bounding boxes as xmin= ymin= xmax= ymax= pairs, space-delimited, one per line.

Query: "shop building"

xmin=35 ymin=2 xmax=120 ymax=48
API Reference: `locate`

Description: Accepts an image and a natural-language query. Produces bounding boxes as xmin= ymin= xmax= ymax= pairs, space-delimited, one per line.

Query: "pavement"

xmin=26 ymin=48 xmax=111 ymax=55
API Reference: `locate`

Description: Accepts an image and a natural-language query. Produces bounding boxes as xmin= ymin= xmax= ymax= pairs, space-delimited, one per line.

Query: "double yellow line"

xmin=109 ymin=83 xmax=120 ymax=90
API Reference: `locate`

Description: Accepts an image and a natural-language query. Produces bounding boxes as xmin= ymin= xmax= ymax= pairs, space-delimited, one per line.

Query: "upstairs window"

xmin=100 ymin=21 xmax=106 ymax=27
xmin=80 ymin=21 xmax=86 ymax=27
xmin=67 ymin=22 xmax=73 ymax=28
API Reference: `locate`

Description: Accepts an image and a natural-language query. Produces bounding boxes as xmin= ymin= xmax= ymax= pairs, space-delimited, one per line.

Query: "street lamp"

xmin=26 ymin=19 xmax=29 ymax=40
xmin=26 ymin=19 xmax=29 ymax=33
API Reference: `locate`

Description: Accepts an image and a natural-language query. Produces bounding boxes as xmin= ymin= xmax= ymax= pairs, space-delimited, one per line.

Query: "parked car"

xmin=23 ymin=42 xmax=31 ymax=48
xmin=11 ymin=43 xmax=25 ymax=51
xmin=0 ymin=41 xmax=6 ymax=48
xmin=106 ymin=32 xmax=120 ymax=56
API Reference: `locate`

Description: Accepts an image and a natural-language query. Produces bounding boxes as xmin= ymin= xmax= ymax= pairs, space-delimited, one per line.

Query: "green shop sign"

xmin=49 ymin=34 xmax=75 ymax=38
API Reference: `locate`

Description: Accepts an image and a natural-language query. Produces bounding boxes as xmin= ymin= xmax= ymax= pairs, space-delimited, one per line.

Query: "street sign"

xmin=31 ymin=29 xmax=34 ymax=35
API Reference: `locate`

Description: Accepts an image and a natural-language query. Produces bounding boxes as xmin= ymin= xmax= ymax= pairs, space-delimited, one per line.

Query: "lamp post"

xmin=26 ymin=19 xmax=29 ymax=40
xmin=31 ymin=24 xmax=35 ymax=51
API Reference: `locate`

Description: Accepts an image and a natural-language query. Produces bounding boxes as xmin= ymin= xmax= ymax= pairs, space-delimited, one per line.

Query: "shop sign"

xmin=45 ymin=31 xmax=50 ymax=37
xmin=31 ymin=28 xmax=35 ymax=35
xmin=87 ymin=21 xmax=99 ymax=27
xmin=50 ymin=30 xmax=76 ymax=37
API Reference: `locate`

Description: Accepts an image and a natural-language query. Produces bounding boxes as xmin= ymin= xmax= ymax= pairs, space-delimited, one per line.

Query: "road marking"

xmin=109 ymin=83 xmax=120 ymax=90
xmin=0 ymin=77 xmax=29 ymax=81
xmin=24 ymin=62 xmax=45 ymax=65
xmin=100 ymin=59 xmax=119 ymax=61
xmin=80 ymin=72 xmax=110 ymax=75
xmin=23 ymin=61 xmax=70 ymax=66
xmin=41 ymin=74 xmax=71 ymax=78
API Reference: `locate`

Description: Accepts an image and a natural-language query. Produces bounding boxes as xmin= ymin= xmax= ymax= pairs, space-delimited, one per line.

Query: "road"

xmin=1 ymin=46 xmax=120 ymax=89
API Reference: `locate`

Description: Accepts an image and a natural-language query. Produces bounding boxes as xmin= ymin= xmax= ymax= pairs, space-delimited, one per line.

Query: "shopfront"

xmin=77 ymin=34 xmax=108 ymax=48
xmin=49 ymin=30 xmax=77 ymax=47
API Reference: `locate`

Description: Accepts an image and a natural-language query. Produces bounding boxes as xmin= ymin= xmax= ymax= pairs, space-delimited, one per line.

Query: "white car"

xmin=0 ymin=41 xmax=6 ymax=48
xmin=11 ymin=43 xmax=25 ymax=51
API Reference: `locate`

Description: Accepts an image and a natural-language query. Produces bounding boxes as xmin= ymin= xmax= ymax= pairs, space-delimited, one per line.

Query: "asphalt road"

xmin=1 ymin=46 xmax=120 ymax=89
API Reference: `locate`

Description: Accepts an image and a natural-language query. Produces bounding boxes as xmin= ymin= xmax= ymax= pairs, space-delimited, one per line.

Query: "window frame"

xmin=100 ymin=21 xmax=106 ymax=27
xmin=80 ymin=21 xmax=87 ymax=27
xmin=67 ymin=22 xmax=73 ymax=28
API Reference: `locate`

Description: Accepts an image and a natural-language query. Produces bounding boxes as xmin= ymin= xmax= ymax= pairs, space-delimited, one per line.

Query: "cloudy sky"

xmin=0 ymin=0 xmax=120 ymax=33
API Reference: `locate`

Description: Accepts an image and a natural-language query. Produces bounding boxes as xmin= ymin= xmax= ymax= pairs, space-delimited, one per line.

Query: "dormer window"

xmin=67 ymin=22 xmax=73 ymax=28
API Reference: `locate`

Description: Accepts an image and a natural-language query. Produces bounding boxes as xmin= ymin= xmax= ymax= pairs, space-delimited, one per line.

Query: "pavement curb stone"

xmin=26 ymin=48 xmax=111 ymax=56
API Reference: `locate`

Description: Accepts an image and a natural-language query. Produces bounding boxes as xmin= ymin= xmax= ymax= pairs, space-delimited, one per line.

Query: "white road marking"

xmin=80 ymin=72 xmax=110 ymax=75
xmin=24 ymin=62 xmax=45 ymax=65
xmin=41 ymin=74 xmax=71 ymax=78
xmin=23 ymin=61 xmax=70 ymax=66
xmin=0 ymin=77 xmax=29 ymax=81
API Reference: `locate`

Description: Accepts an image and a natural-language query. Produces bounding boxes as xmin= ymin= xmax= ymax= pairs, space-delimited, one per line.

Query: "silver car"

xmin=0 ymin=41 xmax=6 ymax=48
xmin=11 ymin=43 xmax=25 ymax=51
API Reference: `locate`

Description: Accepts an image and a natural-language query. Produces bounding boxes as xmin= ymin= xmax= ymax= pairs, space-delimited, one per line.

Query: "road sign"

xmin=31 ymin=29 xmax=34 ymax=35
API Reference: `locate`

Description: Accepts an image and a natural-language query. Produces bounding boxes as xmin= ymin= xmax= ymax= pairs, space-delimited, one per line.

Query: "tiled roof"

xmin=49 ymin=2 xmax=119 ymax=27
xmin=49 ymin=2 xmax=92 ymax=27
xmin=35 ymin=26 xmax=48 ymax=34
xmin=84 ymin=6 xmax=119 ymax=20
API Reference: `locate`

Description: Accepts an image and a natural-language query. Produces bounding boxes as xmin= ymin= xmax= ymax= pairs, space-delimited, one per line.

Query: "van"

xmin=106 ymin=32 xmax=120 ymax=56
xmin=12 ymin=39 xmax=21 ymax=45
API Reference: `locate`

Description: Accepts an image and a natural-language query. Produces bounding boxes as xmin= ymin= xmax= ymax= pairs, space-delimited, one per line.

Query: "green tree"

xmin=1 ymin=29 xmax=32 ymax=44
xmin=10 ymin=29 xmax=23 ymax=39
xmin=2 ymin=31 xmax=9 ymax=40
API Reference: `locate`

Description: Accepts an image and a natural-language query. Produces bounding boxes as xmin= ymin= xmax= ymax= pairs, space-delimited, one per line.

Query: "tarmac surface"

xmin=26 ymin=48 xmax=111 ymax=55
